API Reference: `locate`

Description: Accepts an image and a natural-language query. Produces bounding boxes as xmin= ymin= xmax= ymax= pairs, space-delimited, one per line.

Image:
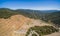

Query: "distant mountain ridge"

xmin=40 ymin=10 xmax=60 ymax=13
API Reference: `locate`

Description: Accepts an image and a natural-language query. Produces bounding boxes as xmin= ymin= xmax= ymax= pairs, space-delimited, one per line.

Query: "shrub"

xmin=26 ymin=26 xmax=59 ymax=36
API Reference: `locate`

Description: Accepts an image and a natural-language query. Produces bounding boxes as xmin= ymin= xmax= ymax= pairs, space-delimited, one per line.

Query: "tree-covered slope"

xmin=0 ymin=8 xmax=18 ymax=19
xmin=0 ymin=8 xmax=43 ymax=19
xmin=26 ymin=26 xmax=59 ymax=36
xmin=43 ymin=11 xmax=60 ymax=27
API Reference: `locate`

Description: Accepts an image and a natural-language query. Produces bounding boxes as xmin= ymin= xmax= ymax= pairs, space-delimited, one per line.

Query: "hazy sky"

xmin=0 ymin=0 xmax=60 ymax=10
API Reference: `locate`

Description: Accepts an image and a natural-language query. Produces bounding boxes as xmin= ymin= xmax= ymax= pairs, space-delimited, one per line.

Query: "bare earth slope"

xmin=0 ymin=15 xmax=59 ymax=36
xmin=0 ymin=15 xmax=32 ymax=36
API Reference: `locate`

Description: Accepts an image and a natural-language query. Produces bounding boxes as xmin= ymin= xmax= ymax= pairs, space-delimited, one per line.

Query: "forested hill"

xmin=0 ymin=8 xmax=43 ymax=19
xmin=43 ymin=11 xmax=60 ymax=27
xmin=0 ymin=8 xmax=60 ymax=27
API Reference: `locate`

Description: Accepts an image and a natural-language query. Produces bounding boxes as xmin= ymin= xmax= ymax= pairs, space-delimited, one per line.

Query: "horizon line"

xmin=0 ymin=7 xmax=60 ymax=10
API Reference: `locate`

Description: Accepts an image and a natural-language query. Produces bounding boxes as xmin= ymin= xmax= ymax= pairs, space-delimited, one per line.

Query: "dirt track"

xmin=44 ymin=32 xmax=60 ymax=36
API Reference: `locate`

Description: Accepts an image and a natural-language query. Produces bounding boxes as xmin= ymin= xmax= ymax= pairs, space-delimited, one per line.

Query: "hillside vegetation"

xmin=26 ymin=26 xmax=59 ymax=36
xmin=0 ymin=8 xmax=19 ymax=19
xmin=43 ymin=11 xmax=60 ymax=27
xmin=0 ymin=8 xmax=43 ymax=19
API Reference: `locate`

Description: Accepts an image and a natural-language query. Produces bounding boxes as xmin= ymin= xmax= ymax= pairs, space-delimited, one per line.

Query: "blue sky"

xmin=0 ymin=0 xmax=60 ymax=10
